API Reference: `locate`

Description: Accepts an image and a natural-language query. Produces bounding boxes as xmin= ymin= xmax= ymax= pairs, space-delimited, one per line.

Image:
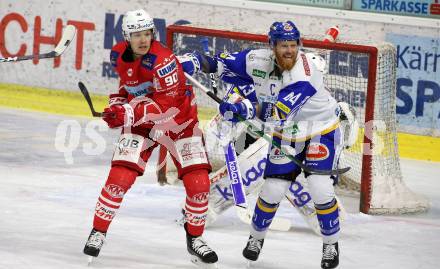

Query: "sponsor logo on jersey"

xmin=141 ymin=53 xmax=157 ymax=70
xmin=117 ymin=137 xmax=140 ymax=155
xmin=301 ymin=54 xmax=311 ymax=76
xmin=252 ymin=69 xmax=267 ymax=78
xmin=180 ymin=141 xmax=205 ymax=162
xmin=248 ymin=53 xmax=271 ymax=62
xmin=126 ymin=80 xmax=138 ymax=85
xmin=157 ymin=59 xmax=177 ymax=77
xmin=165 ymin=90 xmax=178 ymax=97
xmin=125 ymin=81 xmax=153 ymax=97
xmin=275 ymin=101 xmax=291 ymax=115
xmin=269 ymin=147 xmax=290 ymax=164
xmin=105 ymin=184 xmax=125 ymax=198
xmin=283 ymin=123 xmax=299 ymax=135
xmin=306 ymin=142 xmax=329 ymax=161
xmin=219 ymin=52 xmax=235 ymax=60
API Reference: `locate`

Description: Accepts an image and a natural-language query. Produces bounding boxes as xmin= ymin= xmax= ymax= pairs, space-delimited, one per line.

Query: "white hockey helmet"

xmin=122 ymin=9 xmax=155 ymax=41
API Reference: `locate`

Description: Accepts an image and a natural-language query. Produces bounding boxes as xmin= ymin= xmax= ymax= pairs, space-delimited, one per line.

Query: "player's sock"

xmin=250 ymin=197 xmax=279 ymax=239
xmin=315 ymin=198 xmax=340 ymax=268
xmin=93 ymin=166 xmax=137 ymax=232
xmin=182 ymin=169 xmax=210 ymax=236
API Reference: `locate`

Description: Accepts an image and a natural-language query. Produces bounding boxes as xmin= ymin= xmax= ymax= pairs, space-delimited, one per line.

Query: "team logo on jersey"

xmin=127 ymin=68 xmax=133 ymax=77
xmin=110 ymin=50 xmax=119 ymax=67
xmin=141 ymin=53 xmax=157 ymax=70
xmin=252 ymin=69 xmax=266 ymax=79
xmin=157 ymin=59 xmax=177 ymax=78
xmin=306 ymin=142 xmax=329 ymax=161
xmin=105 ymin=184 xmax=125 ymax=198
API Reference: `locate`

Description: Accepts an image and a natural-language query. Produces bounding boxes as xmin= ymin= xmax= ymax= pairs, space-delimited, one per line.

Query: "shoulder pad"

xmin=247 ymin=49 xmax=272 ymax=63
xmin=111 ymin=42 xmax=128 ymax=53
xmin=110 ymin=42 xmax=128 ymax=67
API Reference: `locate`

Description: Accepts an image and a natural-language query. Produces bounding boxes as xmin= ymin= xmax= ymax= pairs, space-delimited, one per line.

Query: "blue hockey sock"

xmin=315 ymin=198 xmax=340 ymax=244
xmin=250 ymin=197 xmax=279 ymax=239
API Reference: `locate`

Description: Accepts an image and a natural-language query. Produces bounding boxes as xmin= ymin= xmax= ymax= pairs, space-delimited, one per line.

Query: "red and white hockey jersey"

xmin=109 ymin=40 xmax=198 ymax=126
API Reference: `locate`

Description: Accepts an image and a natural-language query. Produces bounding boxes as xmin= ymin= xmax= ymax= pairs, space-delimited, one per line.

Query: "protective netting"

xmin=167 ymin=25 xmax=429 ymax=214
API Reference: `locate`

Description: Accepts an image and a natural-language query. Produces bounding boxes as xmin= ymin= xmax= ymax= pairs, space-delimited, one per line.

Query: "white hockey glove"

xmin=177 ymin=53 xmax=201 ymax=75
xmin=338 ymin=102 xmax=359 ymax=148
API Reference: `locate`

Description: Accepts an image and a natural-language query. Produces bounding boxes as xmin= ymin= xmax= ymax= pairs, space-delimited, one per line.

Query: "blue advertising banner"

xmin=386 ymin=33 xmax=440 ymax=134
xmin=352 ymin=0 xmax=440 ymax=18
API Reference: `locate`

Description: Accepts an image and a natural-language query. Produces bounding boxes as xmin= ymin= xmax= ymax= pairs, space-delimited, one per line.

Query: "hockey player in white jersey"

xmin=187 ymin=21 xmax=343 ymax=269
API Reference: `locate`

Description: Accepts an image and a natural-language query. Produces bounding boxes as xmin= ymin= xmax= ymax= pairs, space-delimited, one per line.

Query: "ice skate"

xmin=186 ymin=232 xmax=218 ymax=268
xmin=243 ymin=235 xmax=264 ymax=267
xmin=321 ymin=242 xmax=339 ymax=269
xmin=83 ymin=228 xmax=106 ymax=265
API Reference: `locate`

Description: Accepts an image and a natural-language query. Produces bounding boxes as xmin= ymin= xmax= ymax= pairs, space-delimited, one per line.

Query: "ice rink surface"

xmin=0 ymin=108 xmax=439 ymax=269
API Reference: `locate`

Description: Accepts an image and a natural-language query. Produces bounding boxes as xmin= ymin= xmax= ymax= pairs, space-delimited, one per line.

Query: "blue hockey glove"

xmin=219 ymin=99 xmax=255 ymax=122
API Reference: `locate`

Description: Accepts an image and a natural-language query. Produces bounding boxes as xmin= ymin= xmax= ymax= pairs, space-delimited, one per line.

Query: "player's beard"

xmin=275 ymin=53 xmax=296 ymax=71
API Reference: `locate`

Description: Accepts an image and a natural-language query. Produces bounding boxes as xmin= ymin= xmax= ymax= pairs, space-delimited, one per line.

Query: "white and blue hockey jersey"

xmin=217 ymin=49 xmax=340 ymax=140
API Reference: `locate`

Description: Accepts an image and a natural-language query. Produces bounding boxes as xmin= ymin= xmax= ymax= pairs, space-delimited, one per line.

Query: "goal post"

xmin=165 ymin=24 xmax=429 ymax=215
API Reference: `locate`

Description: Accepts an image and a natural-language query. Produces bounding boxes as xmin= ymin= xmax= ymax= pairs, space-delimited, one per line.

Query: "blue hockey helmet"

xmin=268 ymin=21 xmax=301 ymax=47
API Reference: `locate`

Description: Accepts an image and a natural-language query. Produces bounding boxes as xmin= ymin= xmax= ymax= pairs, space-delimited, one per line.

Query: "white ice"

xmin=0 ymin=108 xmax=439 ymax=269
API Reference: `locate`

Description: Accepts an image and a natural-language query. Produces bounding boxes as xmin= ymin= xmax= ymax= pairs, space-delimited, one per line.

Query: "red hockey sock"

xmin=93 ymin=166 xmax=138 ymax=232
xmin=182 ymin=169 xmax=210 ymax=236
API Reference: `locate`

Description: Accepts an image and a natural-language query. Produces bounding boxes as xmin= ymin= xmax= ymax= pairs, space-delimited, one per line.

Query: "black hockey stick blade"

xmin=301 ymin=163 xmax=350 ymax=175
xmin=0 ymin=25 xmax=76 ymax=63
xmin=78 ymin=81 xmax=103 ymax=117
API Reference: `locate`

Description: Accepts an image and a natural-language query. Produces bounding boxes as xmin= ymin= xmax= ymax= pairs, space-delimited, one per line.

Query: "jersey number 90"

xmin=164 ymin=72 xmax=179 ymax=87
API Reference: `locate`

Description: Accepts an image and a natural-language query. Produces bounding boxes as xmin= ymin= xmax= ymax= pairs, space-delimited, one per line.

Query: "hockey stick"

xmin=201 ymin=37 xmax=218 ymax=96
xmin=202 ymin=38 xmax=248 ymax=209
xmin=0 ymin=25 xmax=76 ymax=63
xmin=223 ymin=140 xmax=248 ymax=209
xmin=78 ymin=81 xmax=112 ymax=118
xmin=184 ymin=72 xmax=350 ymax=176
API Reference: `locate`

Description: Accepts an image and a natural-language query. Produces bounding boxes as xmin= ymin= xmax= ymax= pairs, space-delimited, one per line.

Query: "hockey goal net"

xmin=164 ymin=24 xmax=429 ymax=215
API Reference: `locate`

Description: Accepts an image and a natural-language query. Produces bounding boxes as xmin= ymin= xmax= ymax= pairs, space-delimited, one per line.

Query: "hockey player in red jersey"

xmin=83 ymin=9 xmax=218 ymax=267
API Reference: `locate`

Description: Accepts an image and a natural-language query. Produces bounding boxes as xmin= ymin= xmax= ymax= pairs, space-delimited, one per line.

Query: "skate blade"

xmin=190 ymin=255 xmax=218 ymax=268
xmin=246 ymin=259 xmax=255 ymax=268
xmin=87 ymin=256 xmax=94 ymax=266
